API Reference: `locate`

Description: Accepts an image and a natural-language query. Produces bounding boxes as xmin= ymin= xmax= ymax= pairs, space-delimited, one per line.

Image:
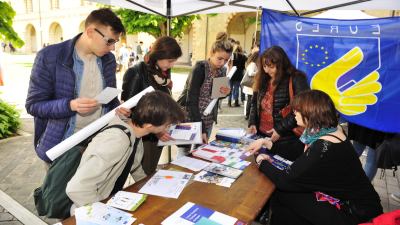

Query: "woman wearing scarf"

xmin=121 ymin=36 xmax=182 ymax=176
xmin=248 ymin=90 xmax=382 ymax=225
xmin=248 ymin=46 xmax=309 ymax=161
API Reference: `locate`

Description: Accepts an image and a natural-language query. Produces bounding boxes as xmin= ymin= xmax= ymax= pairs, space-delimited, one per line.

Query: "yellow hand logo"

xmin=310 ymin=46 xmax=382 ymax=116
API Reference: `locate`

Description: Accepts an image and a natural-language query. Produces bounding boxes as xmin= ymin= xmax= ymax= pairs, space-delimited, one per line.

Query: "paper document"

xmin=211 ymin=77 xmax=230 ymax=99
xmin=139 ymin=170 xmax=192 ymax=199
xmin=171 ymin=156 xmax=211 ymax=172
xmin=95 ymin=87 xmax=121 ymax=104
xmin=158 ymin=122 xmax=202 ymax=146
xmin=194 ymin=171 xmax=235 ymax=188
xmin=74 ymin=202 xmax=136 ymax=225
xmin=106 ymin=191 xmax=146 ymax=211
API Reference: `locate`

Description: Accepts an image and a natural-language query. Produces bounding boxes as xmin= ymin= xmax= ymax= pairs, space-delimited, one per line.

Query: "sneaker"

xmin=390 ymin=193 xmax=400 ymax=202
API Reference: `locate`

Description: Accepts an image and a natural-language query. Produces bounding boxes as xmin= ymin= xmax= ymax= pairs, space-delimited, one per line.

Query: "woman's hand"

xmin=247 ymin=138 xmax=273 ymax=155
xmin=256 ymin=154 xmax=271 ymax=166
xmin=266 ymin=128 xmax=280 ymax=142
xmin=220 ymin=86 xmax=231 ymax=96
xmin=156 ymin=131 xmax=174 ymax=142
xmin=202 ymin=133 xmax=208 ymax=144
xmin=248 ymin=125 xmax=257 ymax=134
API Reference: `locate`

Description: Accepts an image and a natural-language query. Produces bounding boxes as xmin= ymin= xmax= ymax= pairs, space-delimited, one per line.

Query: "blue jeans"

xmin=353 ymin=141 xmax=377 ymax=181
xmin=229 ymin=81 xmax=241 ymax=101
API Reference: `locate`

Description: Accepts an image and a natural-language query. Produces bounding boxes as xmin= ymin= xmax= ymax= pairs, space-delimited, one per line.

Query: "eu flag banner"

xmin=260 ymin=9 xmax=400 ymax=132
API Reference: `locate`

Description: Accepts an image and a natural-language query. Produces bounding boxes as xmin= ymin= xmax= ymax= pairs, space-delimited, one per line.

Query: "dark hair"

xmin=131 ymin=91 xmax=185 ymax=127
xmin=253 ymin=46 xmax=303 ymax=91
xmin=210 ymin=32 xmax=233 ymax=55
xmin=245 ymin=51 xmax=259 ymax=67
xmin=85 ymin=8 xmax=125 ymax=35
xmin=291 ymin=90 xmax=338 ymax=130
xmin=147 ymin=36 xmax=182 ymax=67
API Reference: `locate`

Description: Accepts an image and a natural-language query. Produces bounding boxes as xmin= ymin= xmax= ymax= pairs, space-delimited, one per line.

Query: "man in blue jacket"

xmin=26 ymin=8 xmax=128 ymax=163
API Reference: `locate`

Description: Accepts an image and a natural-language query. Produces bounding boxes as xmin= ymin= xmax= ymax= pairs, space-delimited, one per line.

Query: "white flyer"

xmin=171 ymin=156 xmax=210 ymax=172
xmin=95 ymin=87 xmax=121 ymax=104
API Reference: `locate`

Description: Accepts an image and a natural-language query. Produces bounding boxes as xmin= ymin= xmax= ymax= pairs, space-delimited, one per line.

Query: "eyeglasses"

xmin=94 ymin=28 xmax=119 ymax=46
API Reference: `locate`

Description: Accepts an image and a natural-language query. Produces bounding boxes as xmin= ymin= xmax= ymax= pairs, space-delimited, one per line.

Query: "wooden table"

xmin=62 ymin=162 xmax=275 ymax=225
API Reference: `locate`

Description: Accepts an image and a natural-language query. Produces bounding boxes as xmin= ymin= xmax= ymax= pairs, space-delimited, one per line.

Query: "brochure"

xmin=158 ymin=122 xmax=203 ymax=146
xmin=171 ymin=156 xmax=211 ymax=172
xmin=106 ymin=191 xmax=146 ymax=211
xmin=94 ymin=87 xmax=121 ymax=104
xmin=211 ymin=77 xmax=230 ymax=99
xmin=139 ymin=170 xmax=192 ymax=199
xmin=203 ymin=163 xmax=243 ymax=179
xmin=193 ymin=171 xmax=235 ymax=188
xmin=161 ymin=202 xmax=246 ymax=225
xmin=74 ymin=202 xmax=136 ymax=225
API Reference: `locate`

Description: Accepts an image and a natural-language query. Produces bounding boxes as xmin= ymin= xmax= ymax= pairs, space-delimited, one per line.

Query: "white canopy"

xmin=313 ymin=9 xmax=376 ymax=19
xmin=91 ymin=0 xmax=400 ymax=17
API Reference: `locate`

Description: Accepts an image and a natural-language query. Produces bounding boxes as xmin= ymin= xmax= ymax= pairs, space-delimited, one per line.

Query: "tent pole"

xmin=285 ymin=0 xmax=300 ymax=16
xmin=166 ymin=0 xmax=171 ymax=37
xmin=252 ymin=7 xmax=260 ymax=49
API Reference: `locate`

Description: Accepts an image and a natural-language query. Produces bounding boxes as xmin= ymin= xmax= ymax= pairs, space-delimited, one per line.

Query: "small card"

xmin=95 ymin=87 xmax=121 ymax=104
xmin=211 ymin=77 xmax=230 ymax=99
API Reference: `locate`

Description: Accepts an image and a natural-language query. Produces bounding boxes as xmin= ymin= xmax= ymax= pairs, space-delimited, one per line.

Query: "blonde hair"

xmin=210 ymin=32 xmax=233 ymax=55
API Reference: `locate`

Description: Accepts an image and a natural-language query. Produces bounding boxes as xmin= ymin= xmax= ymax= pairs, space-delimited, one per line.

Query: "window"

xmin=50 ymin=0 xmax=59 ymax=9
xmin=25 ymin=0 xmax=33 ymax=13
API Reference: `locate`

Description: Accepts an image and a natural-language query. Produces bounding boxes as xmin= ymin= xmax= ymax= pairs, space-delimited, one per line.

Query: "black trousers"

xmin=270 ymin=191 xmax=359 ymax=225
xmin=141 ymin=139 xmax=163 ymax=175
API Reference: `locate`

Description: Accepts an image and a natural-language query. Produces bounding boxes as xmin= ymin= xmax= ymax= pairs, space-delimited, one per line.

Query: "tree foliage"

xmin=0 ymin=1 xmax=24 ymax=48
xmin=115 ymin=9 xmax=200 ymax=38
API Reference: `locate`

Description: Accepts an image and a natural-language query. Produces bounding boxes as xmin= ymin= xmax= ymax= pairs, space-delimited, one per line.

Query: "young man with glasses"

xmin=26 ymin=8 xmax=129 ymax=164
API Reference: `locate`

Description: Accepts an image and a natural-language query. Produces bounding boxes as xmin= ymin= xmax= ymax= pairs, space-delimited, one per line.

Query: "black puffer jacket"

xmin=249 ymin=73 xmax=309 ymax=137
xmin=121 ymin=61 xmax=171 ymax=102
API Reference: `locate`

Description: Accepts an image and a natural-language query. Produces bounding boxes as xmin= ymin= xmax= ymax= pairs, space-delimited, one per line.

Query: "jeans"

xmin=353 ymin=141 xmax=377 ymax=181
xmin=229 ymin=81 xmax=241 ymax=101
xmin=176 ymin=126 xmax=213 ymax=159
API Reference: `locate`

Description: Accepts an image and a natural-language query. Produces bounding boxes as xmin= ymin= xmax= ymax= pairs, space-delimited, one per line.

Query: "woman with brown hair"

xmin=176 ymin=32 xmax=232 ymax=158
xmin=248 ymin=90 xmax=382 ymax=225
xmin=248 ymin=45 xmax=309 ymax=161
xmin=121 ymin=36 xmax=182 ymax=176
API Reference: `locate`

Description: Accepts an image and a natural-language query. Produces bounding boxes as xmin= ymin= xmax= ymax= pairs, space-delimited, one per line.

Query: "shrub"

xmin=0 ymin=99 xmax=21 ymax=139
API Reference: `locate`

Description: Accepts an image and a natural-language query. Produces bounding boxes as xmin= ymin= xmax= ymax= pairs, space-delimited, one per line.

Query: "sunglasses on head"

xmin=94 ymin=28 xmax=118 ymax=46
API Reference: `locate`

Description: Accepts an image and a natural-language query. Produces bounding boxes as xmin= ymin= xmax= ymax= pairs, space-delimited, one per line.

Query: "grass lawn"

xmin=16 ymin=62 xmax=33 ymax=68
xmin=171 ymin=66 xmax=192 ymax=74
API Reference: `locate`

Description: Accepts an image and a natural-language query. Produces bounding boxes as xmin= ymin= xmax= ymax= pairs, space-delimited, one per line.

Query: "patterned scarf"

xmin=299 ymin=127 xmax=338 ymax=145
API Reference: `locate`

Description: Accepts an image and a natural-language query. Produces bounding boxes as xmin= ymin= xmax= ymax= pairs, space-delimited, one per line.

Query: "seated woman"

xmin=248 ymin=90 xmax=382 ymax=225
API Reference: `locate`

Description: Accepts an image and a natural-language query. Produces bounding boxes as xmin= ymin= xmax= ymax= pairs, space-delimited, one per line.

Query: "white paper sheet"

xmin=95 ymin=87 xmax=121 ymax=104
xmin=75 ymin=202 xmax=136 ymax=225
xmin=46 ymin=87 xmax=154 ymax=161
xmin=138 ymin=170 xmax=192 ymax=199
xmin=171 ymin=156 xmax=210 ymax=172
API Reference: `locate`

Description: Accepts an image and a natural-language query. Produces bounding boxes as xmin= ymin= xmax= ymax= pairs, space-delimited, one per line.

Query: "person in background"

xmin=26 ymin=8 xmax=129 ymax=164
xmin=348 ymin=123 xmax=386 ymax=181
xmin=176 ymin=32 xmax=232 ymax=158
xmin=248 ymin=90 xmax=383 ymax=225
xmin=121 ymin=36 xmax=182 ymax=176
xmin=242 ymin=50 xmax=259 ymax=120
xmin=118 ymin=43 xmax=130 ymax=75
xmin=248 ymin=46 xmax=309 ymax=161
xmin=228 ymin=42 xmax=247 ymax=107
xmin=136 ymin=41 xmax=144 ymax=61
xmin=67 ymin=91 xmax=185 ymax=214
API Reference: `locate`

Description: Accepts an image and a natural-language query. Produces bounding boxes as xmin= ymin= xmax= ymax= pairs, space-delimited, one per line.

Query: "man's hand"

xmin=70 ymin=97 xmax=99 ymax=115
xmin=266 ymin=128 xmax=280 ymax=142
xmin=156 ymin=131 xmax=174 ymax=142
xmin=115 ymin=107 xmax=131 ymax=118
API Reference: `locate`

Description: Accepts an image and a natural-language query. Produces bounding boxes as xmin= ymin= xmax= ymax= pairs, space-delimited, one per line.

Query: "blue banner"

xmin=260 ymin=9 xmax=400 ymax=133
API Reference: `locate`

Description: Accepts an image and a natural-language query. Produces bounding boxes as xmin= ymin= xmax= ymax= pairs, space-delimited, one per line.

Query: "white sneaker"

xmin=390 ymin=193 xmax=400 ymax=203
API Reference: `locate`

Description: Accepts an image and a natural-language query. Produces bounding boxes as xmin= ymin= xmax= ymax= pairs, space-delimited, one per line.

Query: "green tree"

xmin=115 ymin=9 xmax=199 ymax=38
xmin=0 ymin=1 xmax=24 ymax=48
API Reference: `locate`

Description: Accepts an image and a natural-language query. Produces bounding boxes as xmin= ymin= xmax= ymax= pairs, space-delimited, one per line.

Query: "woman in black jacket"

xmin=248 ymin=46 xmax=309 ymax=161
xmin=121 ymin=36 xmax=182 ymax=175
xmin=248 ymin=90 xmax=382 ymax=225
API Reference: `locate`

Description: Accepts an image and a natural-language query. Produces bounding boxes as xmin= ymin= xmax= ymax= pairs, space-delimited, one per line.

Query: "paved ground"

xmin=0 ymin=53 xmax=399 ymax=224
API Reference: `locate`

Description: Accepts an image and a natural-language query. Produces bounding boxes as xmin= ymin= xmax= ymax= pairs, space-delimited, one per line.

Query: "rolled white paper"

xmin=46 ymin=86 xmax=155 ymax=161
xmin=203 ymin=66 xmax=237 ymax=116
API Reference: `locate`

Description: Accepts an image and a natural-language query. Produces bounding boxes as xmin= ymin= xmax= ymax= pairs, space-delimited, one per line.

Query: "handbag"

xmin=280 ymin=76 xmax=305 ymax=137
xmin=240 ymin=69 xmax=254 ymax=88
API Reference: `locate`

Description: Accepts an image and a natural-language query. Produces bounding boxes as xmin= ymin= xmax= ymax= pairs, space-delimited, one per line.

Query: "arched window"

xmin=25 ymin=0 xmax=33 ymax=13
xmin=50 ymin=0 xmax=59 ymax=9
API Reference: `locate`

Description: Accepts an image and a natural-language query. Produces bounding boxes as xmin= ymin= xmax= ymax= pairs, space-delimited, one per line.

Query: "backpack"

xmin=34 ymin=124 xmax=133 ymax=219
xmin=375 ymin=134 xmax=400 ymax=177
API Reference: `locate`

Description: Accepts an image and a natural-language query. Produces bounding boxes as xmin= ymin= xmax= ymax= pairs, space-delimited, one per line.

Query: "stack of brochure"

xmin=215 ymin=128 xmax=247 ymax=143
xmin=193 ymin=171 xmax=236 ymax=188
xmin=161 ymin=202 xmax=246 ymax=225
xmin=203 ymin=163 xmax=243 ymax=179
xmin=75 ymin=202 xmax=136 ymax=225
xmin=158 ymin=122 xmax=203 ymax=146
xmin=106 ymin=191 xmax=146 ymax=211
